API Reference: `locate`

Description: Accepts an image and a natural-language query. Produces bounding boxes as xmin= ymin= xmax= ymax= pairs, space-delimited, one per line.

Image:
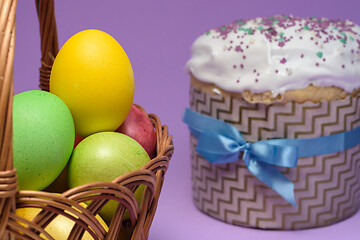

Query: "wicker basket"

xmin=0 ymin=0 xmax=174 ymax=239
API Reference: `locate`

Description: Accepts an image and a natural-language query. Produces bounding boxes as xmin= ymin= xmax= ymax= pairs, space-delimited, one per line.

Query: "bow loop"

xmin=196 ymin=131 xmax=243 ymax=164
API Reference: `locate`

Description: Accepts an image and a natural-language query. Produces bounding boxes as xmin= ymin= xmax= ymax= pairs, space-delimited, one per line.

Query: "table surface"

xmin=14 ymin=1 xmax=360 ymax=239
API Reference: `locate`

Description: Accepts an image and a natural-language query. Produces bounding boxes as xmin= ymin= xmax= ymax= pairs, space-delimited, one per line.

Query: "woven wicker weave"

xmin=0 ymin=0 xmax=174 ymax=239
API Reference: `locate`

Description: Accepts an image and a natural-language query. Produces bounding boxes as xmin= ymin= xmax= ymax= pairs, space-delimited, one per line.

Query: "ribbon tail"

xmin=246 ymin=157 xmax=297 ymax=207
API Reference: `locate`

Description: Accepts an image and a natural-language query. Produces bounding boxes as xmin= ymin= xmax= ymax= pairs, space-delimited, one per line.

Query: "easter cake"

xmin=185 ymin=15 xmax=360 ymax=229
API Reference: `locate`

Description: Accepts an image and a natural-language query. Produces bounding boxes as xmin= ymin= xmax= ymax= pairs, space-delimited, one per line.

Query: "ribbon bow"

xmin=183 ymin=108 xmax=360 ymax=206
xmin=183 ymin=108 xmax=298 ymax=206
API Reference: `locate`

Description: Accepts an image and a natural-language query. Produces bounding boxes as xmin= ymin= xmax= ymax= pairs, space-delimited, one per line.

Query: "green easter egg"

xmin=13 ymin=90 xmax=75 ymax=190
xmin=68 ymin=132 xmax=150 ymax=223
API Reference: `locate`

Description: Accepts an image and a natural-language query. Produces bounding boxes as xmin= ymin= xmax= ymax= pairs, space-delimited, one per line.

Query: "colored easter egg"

xmin=68 ymin=132 xmax=150 ymax=223
xmin=116 ymin=105 xmax=157 ymax=158
xmin=16 ymin=201 xmax=108 ymax=239
xmin=13 ymin=90 xmax=75 ymax=190
xmin=50 ymin=29 xmax=134 ymax=137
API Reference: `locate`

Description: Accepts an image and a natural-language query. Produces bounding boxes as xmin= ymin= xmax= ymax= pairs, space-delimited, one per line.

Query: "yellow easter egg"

xmin=16 ymin=202 xmax=109 ymax=239
xmin=50 ymin=29 xmax=134 ymax=137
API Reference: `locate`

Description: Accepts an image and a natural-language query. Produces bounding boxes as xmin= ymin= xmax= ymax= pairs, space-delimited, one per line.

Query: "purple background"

xmin=14 ymin=1 xmax=360 ymax=239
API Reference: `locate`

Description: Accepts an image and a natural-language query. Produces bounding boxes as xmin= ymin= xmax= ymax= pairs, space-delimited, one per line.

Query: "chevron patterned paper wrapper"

xmin=189 ymin=83 xmax=360 ymax=230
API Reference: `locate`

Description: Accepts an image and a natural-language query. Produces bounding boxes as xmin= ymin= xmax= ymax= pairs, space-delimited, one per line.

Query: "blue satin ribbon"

xmin=183 ymin=108 xmax=360 ymax=207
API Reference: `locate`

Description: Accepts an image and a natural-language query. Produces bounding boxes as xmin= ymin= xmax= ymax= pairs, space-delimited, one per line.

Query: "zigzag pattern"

xmin=190 ymin=86 xmax=360 ymax=142
xmin=189 ymin=85 xmax=360 ymax=230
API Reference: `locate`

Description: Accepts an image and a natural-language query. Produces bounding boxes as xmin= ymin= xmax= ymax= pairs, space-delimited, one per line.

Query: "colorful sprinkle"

xmin=200 ymin=15 xmax=360 ymax=85
xmin=239 ymin=28 xmax=253 ymax=35
xmin=316 ymin=52 xmax=323 ymax=58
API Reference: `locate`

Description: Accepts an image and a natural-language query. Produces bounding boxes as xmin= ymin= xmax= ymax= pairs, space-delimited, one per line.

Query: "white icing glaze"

xmin=186 ymin=16 xmax=360 ymax=95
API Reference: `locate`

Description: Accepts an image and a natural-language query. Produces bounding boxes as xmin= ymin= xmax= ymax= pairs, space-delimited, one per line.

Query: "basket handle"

xmin=35 ymin=0 xmax=59 ymax=92
xmin=0 ymin=0 xmax=57 ymax=236
xmin=0 ymin=0 xmax=17 ymax=237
